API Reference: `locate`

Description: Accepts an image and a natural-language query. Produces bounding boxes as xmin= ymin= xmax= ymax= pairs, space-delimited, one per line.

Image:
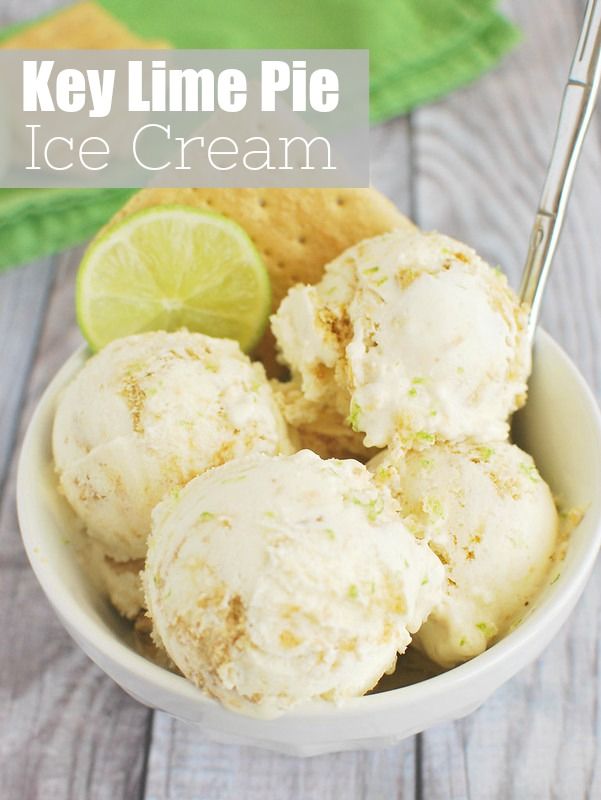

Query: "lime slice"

xmin=76 ymin=205 xmax=271 ymax=352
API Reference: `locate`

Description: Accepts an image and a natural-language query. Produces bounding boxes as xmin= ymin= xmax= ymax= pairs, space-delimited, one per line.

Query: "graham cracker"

xmin=1 ymin=1 xmax=169 ymax=49
xmin=106 ymin=188 xmax=414 ymax=373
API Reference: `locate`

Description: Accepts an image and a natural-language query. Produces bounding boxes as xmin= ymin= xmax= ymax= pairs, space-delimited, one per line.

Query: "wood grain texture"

xmin=414 ymin=1 xmax=601 ymax=797
xmin=0 ymin=249 xmax=152 ymax=800
xmin=0 ymin=260 xmax=56 ymax=490
xmin=370 ymin=116 xmax=412 ymax=214
xmin=144 ymin=715 xmax=416 ymax=800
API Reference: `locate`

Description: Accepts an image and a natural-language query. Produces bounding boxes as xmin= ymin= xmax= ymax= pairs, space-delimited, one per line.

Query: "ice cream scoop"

xmin=53 ymin=330 xmax=292 ymax=562
xmin=272 ymin=227 xmax=530 ymax=450
xmin=143 ymin=450 xmax=444 ymax=718
xmin=369 ymin=441 xmax=559 ymax=667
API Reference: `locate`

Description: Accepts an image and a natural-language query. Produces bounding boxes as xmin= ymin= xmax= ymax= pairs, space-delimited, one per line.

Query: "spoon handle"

xmin=519 ymin=0 xmax=601 ymax=336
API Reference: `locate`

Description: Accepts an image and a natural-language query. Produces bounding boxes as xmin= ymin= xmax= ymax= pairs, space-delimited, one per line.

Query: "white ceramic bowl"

xmin=17 ymin=329 xmax=601 ymax=757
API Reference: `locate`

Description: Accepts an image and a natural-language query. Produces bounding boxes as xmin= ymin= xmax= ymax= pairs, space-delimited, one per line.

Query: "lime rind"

xmin=76 ymin=205 xmax=271 ymax=353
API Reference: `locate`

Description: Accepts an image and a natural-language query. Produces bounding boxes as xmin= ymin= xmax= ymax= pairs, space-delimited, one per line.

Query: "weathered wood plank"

xmin=370 ymin=116 xmax=413 ymax=214
xmin=0 ymin=259 xmax=56 ymax=490
xmin=0 ymin=248 xmax=153 ymax=800
xmin=140 ymin=115 xmax=417 ymax=798
xmin=414 ymin=1 xmax=601 ymax=797
xmin=0 ymin=0 xmax=59 ymax=27
xmin=144 ymin=714 xmax=417 ymax=800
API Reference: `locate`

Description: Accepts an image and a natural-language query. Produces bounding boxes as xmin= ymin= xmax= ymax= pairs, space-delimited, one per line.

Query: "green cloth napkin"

xmin=0 ymin=188 xmax=135 ymax=269
xmin=101 ymin=0 xmax=519 ymax=123
xmin=0 ymin=0 xmax=519 ymax=272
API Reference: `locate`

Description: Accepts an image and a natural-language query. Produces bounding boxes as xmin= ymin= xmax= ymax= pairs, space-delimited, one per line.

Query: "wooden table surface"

xmin=1 ymin=1 xmax=600 ymax=797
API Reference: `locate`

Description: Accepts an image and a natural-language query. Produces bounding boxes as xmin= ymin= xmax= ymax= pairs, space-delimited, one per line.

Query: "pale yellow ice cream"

xmin=53 ymin=330 xmax=293 ymax=562
xmin=271 ymin=379 xmax=377 ymax=461
xmin=143 ymin=450 xmax=444 ymax=718
xmin=370 ymin=441 xmax=559 ymax=667
xmin=272 ymin=228 xmax=530 ymax=450
xmin=84 ymin=538 xmax=145 ymax=620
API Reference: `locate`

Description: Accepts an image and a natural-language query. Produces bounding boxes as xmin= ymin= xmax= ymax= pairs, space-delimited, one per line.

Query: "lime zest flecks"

xmin=375 ymin=466 xmax=393 ymax=482
xmin=415 ymin=431 xmax=435 ymax=444
xmin=347 ymin=401 xmax=362 ymax=432
xmin=198 ymin=511 xmax=215 ymax=523
xmin=520 ymin=462 xmax=540 ymax=483
xmin=348 ymin=584 xmax=359 ymax=599
xmin=424 ymin=496 xmax=443 ymax=518
xmin=477 ymin=446 xmax=495 ymax=462
xmin=367 ymin=497 xmax=384 ymax=522
xmin=476 ymin=621 xmax=495 ymax=637
xmin=351 ymin=495 xmax=385 ymax=523
xmin=550 ymin=573 xmax=561 ymax=585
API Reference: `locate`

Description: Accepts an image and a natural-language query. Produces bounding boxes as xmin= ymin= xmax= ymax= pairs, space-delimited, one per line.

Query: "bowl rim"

xmin=16 ymin=328 xmax=601 ymax=721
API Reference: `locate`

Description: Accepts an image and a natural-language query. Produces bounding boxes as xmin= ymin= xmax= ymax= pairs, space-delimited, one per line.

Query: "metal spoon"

xmin=519 ymin=0 xmax=601 ymax=338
